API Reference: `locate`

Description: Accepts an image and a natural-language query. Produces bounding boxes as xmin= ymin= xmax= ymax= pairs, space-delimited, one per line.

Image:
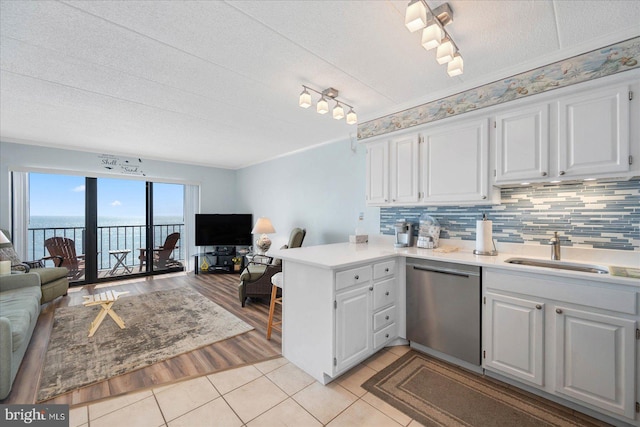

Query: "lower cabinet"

xmin=335 ymin=283 xmax=372 ymax=372
xmin=484 ymin=292 xmax=544 ymax=386
xmin=483 ymin=269 xmax=639 ymax=423
xmin=334 ymin=260 xmax=398 ymax=375
xmin=555 ymin=306 xmax=636 ymax=419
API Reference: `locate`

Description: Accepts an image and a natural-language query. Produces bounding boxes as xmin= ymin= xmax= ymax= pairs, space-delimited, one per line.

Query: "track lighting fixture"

xmin=404 ymin=1 xmax=463 ymax=76
xmin=298 ymin=85 xmax=357 ymax=125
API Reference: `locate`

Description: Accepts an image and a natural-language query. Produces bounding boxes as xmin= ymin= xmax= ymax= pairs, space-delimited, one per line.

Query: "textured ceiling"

xmin=1 ymin=0 xmax=639 ymax=169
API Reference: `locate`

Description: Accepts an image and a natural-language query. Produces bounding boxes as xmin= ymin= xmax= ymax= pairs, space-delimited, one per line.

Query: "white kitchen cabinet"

xmin=282 ymin=256 xmax=399 ymax=384
xmin=483 ymin=268 xmax=639 ymax=425
xmin=484 ymin=292 xmax=544 ymax=386
xmin=390 ymin=135 xmax=420 ymax=204
xmin=495 ymin=103 xmax=550 ymax=184
xmin=366 ymin=135 xmax=420 ymax=206
xmin=420 ymin=118 xmax=491 ymax=203
xmin=494 ymin=83 xmax=632 ymax=185
xmin=335 ymin=282 xmax=372 ymax=372
xmin=558 ymin=84 xmax=630 ymax=178
xmin=554 ymin=306 xmax=636 ymax=419
xmin=365 ymin=140 xmax=389 ymax=204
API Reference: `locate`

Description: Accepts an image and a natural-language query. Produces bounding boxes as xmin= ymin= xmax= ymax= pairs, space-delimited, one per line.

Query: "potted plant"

xmin=232 ymin=256 xmax=243 ymax=272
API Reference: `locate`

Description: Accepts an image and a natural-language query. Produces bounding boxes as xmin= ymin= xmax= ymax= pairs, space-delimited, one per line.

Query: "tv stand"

xmin=194 ymin=247 xmax=241 ymax=274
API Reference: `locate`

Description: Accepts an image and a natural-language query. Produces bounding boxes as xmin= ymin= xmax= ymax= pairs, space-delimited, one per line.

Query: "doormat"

xmin=362 ymin=350 xmax=607 ymax=426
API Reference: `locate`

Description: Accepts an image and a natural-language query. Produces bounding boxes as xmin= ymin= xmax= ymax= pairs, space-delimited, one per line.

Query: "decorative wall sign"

xmin=98 ymin=154 xmax=146 ymax=176
xmin=358 ymin=37 xmax=640 ymax=140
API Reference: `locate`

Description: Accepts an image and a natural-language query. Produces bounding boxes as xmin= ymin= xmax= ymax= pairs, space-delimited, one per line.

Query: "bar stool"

xmin=267 ymin=272 xmax=283 ymax=340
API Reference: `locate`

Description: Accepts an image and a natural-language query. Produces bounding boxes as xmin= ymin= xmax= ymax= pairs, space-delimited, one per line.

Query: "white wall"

xmin=235 ymin=138 xmax=380 ymax=248
xmin=1 ymin=139 xmax=380 ymax=250
xmin=0 ymin=141 xmax=237 ymax=231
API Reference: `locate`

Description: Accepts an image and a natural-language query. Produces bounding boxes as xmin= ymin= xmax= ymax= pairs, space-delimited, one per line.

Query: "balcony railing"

xmin=27 ymin=223 xmax=184 ymax=273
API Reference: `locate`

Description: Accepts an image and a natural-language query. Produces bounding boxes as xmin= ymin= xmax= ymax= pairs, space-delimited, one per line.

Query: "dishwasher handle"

xmin=410 ymin=265 xmax=476 ymax=278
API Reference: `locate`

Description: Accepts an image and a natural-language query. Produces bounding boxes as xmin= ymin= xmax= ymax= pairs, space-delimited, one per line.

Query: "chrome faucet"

xmin=549 ymin=232 xmax=561 ymax=261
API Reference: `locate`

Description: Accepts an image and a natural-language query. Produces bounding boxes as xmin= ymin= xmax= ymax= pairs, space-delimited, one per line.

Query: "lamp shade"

xmin=317 ymin=96 xmax=329 ymax=114
xmin=252 ymin=217 xmax=275 ymax=234
xmin=405 ymin=0 xmax=427 ymax=32
xmin=421 ymin=20 xmax=443 ymax=50
xmin=0 ymin=230 xmax=9 ymax=244
xmin=436 ymin=39 xmax=455 ymax=64
xmin=333 ymin=103 xmax=345 ymax=120
xmin=299 ymin=88 xmax=312 ymax=108
xmin=346 ymin=108 xmax=357 ymax=125
xmin=447 ymin=53 xmax=464 ymax=76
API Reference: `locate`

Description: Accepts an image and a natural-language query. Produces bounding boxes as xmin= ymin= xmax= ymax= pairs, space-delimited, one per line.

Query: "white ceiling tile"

xmin=1 ymin=0 xmax=639 ymax=168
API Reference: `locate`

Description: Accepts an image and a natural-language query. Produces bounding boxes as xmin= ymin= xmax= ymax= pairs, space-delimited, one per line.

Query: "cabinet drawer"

xmin=374 ymin=323 xmax=396 ymax=349
xmin=336 ymin=266 xmax=372 ymax=291
xmin=373 ymin=305 xmax=396 ymax=331
xmin=373 ymin=278 xmax=396 ymax=310
xmin=373 ymin=260 xmax=396 ymax=280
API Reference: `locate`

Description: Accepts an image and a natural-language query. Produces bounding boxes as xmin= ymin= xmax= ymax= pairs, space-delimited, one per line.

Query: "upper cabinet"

xmin=495 ymin=103 xmax=550 ymax=184
xmin=365 ymin=134 xmax=420 ymax=206
xmin=493 ymin=82 xmax=633 ymax=186
xmin=365 ymin=140 xmax=389 ymax=204
xmin=557 ymin=85 xmax=630 ymax=178
xmin=421 ymin=118 xmax=492 ymax=203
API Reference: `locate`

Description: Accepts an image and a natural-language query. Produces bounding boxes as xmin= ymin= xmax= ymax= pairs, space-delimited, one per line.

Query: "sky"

xmin=29 ymin=173 xmax=184 ymax=218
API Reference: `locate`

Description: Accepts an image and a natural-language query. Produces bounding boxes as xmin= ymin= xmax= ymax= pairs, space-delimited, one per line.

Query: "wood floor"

xmin=0 ymin=271 xmax=282 ymax=407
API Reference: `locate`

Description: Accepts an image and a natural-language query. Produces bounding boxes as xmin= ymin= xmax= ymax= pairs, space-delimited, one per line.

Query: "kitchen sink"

xmin=504 ymin=257 xmax=609 ymax=274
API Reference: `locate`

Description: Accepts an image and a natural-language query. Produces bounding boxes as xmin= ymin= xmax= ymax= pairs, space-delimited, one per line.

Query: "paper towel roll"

xmin=475 ymin=220 xmax=493 ymax=253
xmin=0 ymin=260 xmax=10 ymax=275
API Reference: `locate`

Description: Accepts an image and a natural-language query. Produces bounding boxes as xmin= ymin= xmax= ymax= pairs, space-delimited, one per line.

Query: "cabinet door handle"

xmin=541 ymin=172 xmax=547 ymax=177
xmin=535 ymin=304 xmax=542 ymax=310
xmin=556 ymin=308 xmax=563 ymax=314
xmin=369 ymin=287 xmax=374 ymax=291
xmin=385 ymin=268 xmax=389 ymax=272
xmin=385 ymin=291 xmax=390 ymax=296
xmin=385 ymin=315 xmax=390 ymax=320
xmin=559 ymin=171 xmax=566 ymax=176
xmin=482 ymin=195 xmax=487 ymax=200
xmin=385 ymin=334 xmax=389 ymax=338
xmin=354 ymin=275 xmax=359 ymax=280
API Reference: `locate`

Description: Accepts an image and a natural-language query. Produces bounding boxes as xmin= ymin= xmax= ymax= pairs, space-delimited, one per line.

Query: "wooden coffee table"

xmin=82 ymin=290 xmax=130 ymax=337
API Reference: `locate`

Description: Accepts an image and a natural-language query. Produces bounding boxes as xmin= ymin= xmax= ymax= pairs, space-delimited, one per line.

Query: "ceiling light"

xmin=436 ymin=38 xmax=455 ymax=64
xmin=298 ymin=85 xmax=357 ymax=125
xmin=333 ymin=102 xmax=345 ymax=120
xmin=405 ymin=0 xmax=427 ymax=32
xmin=403 ymin=1 xmax=462 ymax=76
xmin=299 ymin=87 xmax=312 ymax=108
xmin=346 ymin=108 xmax=357 ymax=125
xmin=447 ymin=53 xmax=464 ymax=76
xmin=317 ymin=96 xmax=329 ymax=114
xmin=421 ymin=18 xmax=443 ymax=50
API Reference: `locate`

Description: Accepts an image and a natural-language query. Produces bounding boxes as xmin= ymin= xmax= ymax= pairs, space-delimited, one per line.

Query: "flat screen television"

xmin=195 ymin=214 xmax=253 ymax=246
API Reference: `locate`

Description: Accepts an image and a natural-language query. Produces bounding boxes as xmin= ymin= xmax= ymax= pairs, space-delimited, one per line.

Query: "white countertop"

xmin=267 ymin=235 xmax=640 ymax=287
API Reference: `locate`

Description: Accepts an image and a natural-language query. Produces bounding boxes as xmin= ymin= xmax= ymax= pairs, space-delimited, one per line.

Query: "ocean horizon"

xmin=28 ymin=215 xmax=184 ymax=269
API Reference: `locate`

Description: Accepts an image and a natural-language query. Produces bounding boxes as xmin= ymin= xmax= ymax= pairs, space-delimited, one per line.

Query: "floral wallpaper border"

xmin=357 ymin=37 xmax=640 ymax=140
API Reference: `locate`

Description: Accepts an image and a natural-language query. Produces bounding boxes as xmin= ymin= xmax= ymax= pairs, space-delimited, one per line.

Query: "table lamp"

xmin=252 ymin=217 xmax=275 ymax=254
xmin=0 ymin=231 xmax=11 ymax=274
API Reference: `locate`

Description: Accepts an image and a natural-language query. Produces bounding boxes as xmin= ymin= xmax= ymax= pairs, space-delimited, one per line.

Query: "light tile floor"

xmin=69 ymin=346 xmax=426 ymax=427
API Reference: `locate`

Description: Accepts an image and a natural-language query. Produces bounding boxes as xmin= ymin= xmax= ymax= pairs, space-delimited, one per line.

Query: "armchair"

xmin=0 ymin=229 xmax=69 ymax=304
xmin=238 ymin=227 xmax=305 ymax=307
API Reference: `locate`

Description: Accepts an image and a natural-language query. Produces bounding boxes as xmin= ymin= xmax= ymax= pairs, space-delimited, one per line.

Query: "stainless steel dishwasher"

xmin=406 ymin=258 xmax=481 ymax=366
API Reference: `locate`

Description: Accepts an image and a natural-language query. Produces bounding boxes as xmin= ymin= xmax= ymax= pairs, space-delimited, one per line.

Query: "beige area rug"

xmin=37 ymin=287 xmax=253 ymax=402
xmin=362 ymin=351 xmax=606 ymax=427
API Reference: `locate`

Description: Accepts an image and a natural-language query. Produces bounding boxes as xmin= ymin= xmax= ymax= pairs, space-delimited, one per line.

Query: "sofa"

xmin=0 ymin=272 xmax=42 ymax=399
xmin=0 ymin=229 xmax=69 ymax=304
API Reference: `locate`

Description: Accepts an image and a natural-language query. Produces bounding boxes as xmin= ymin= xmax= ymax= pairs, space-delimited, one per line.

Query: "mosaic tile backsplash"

xmin=380 ymin=179 xmax=640 ymax=251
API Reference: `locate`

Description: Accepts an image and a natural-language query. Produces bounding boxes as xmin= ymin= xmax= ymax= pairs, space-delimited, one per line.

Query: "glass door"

xmin=97 ymin=178 xmax=146 ymax=278
xmin=28 ymin=173 xmax=86 ymax=283
xmin=150 ymin=183 xmax=184 ymax=272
